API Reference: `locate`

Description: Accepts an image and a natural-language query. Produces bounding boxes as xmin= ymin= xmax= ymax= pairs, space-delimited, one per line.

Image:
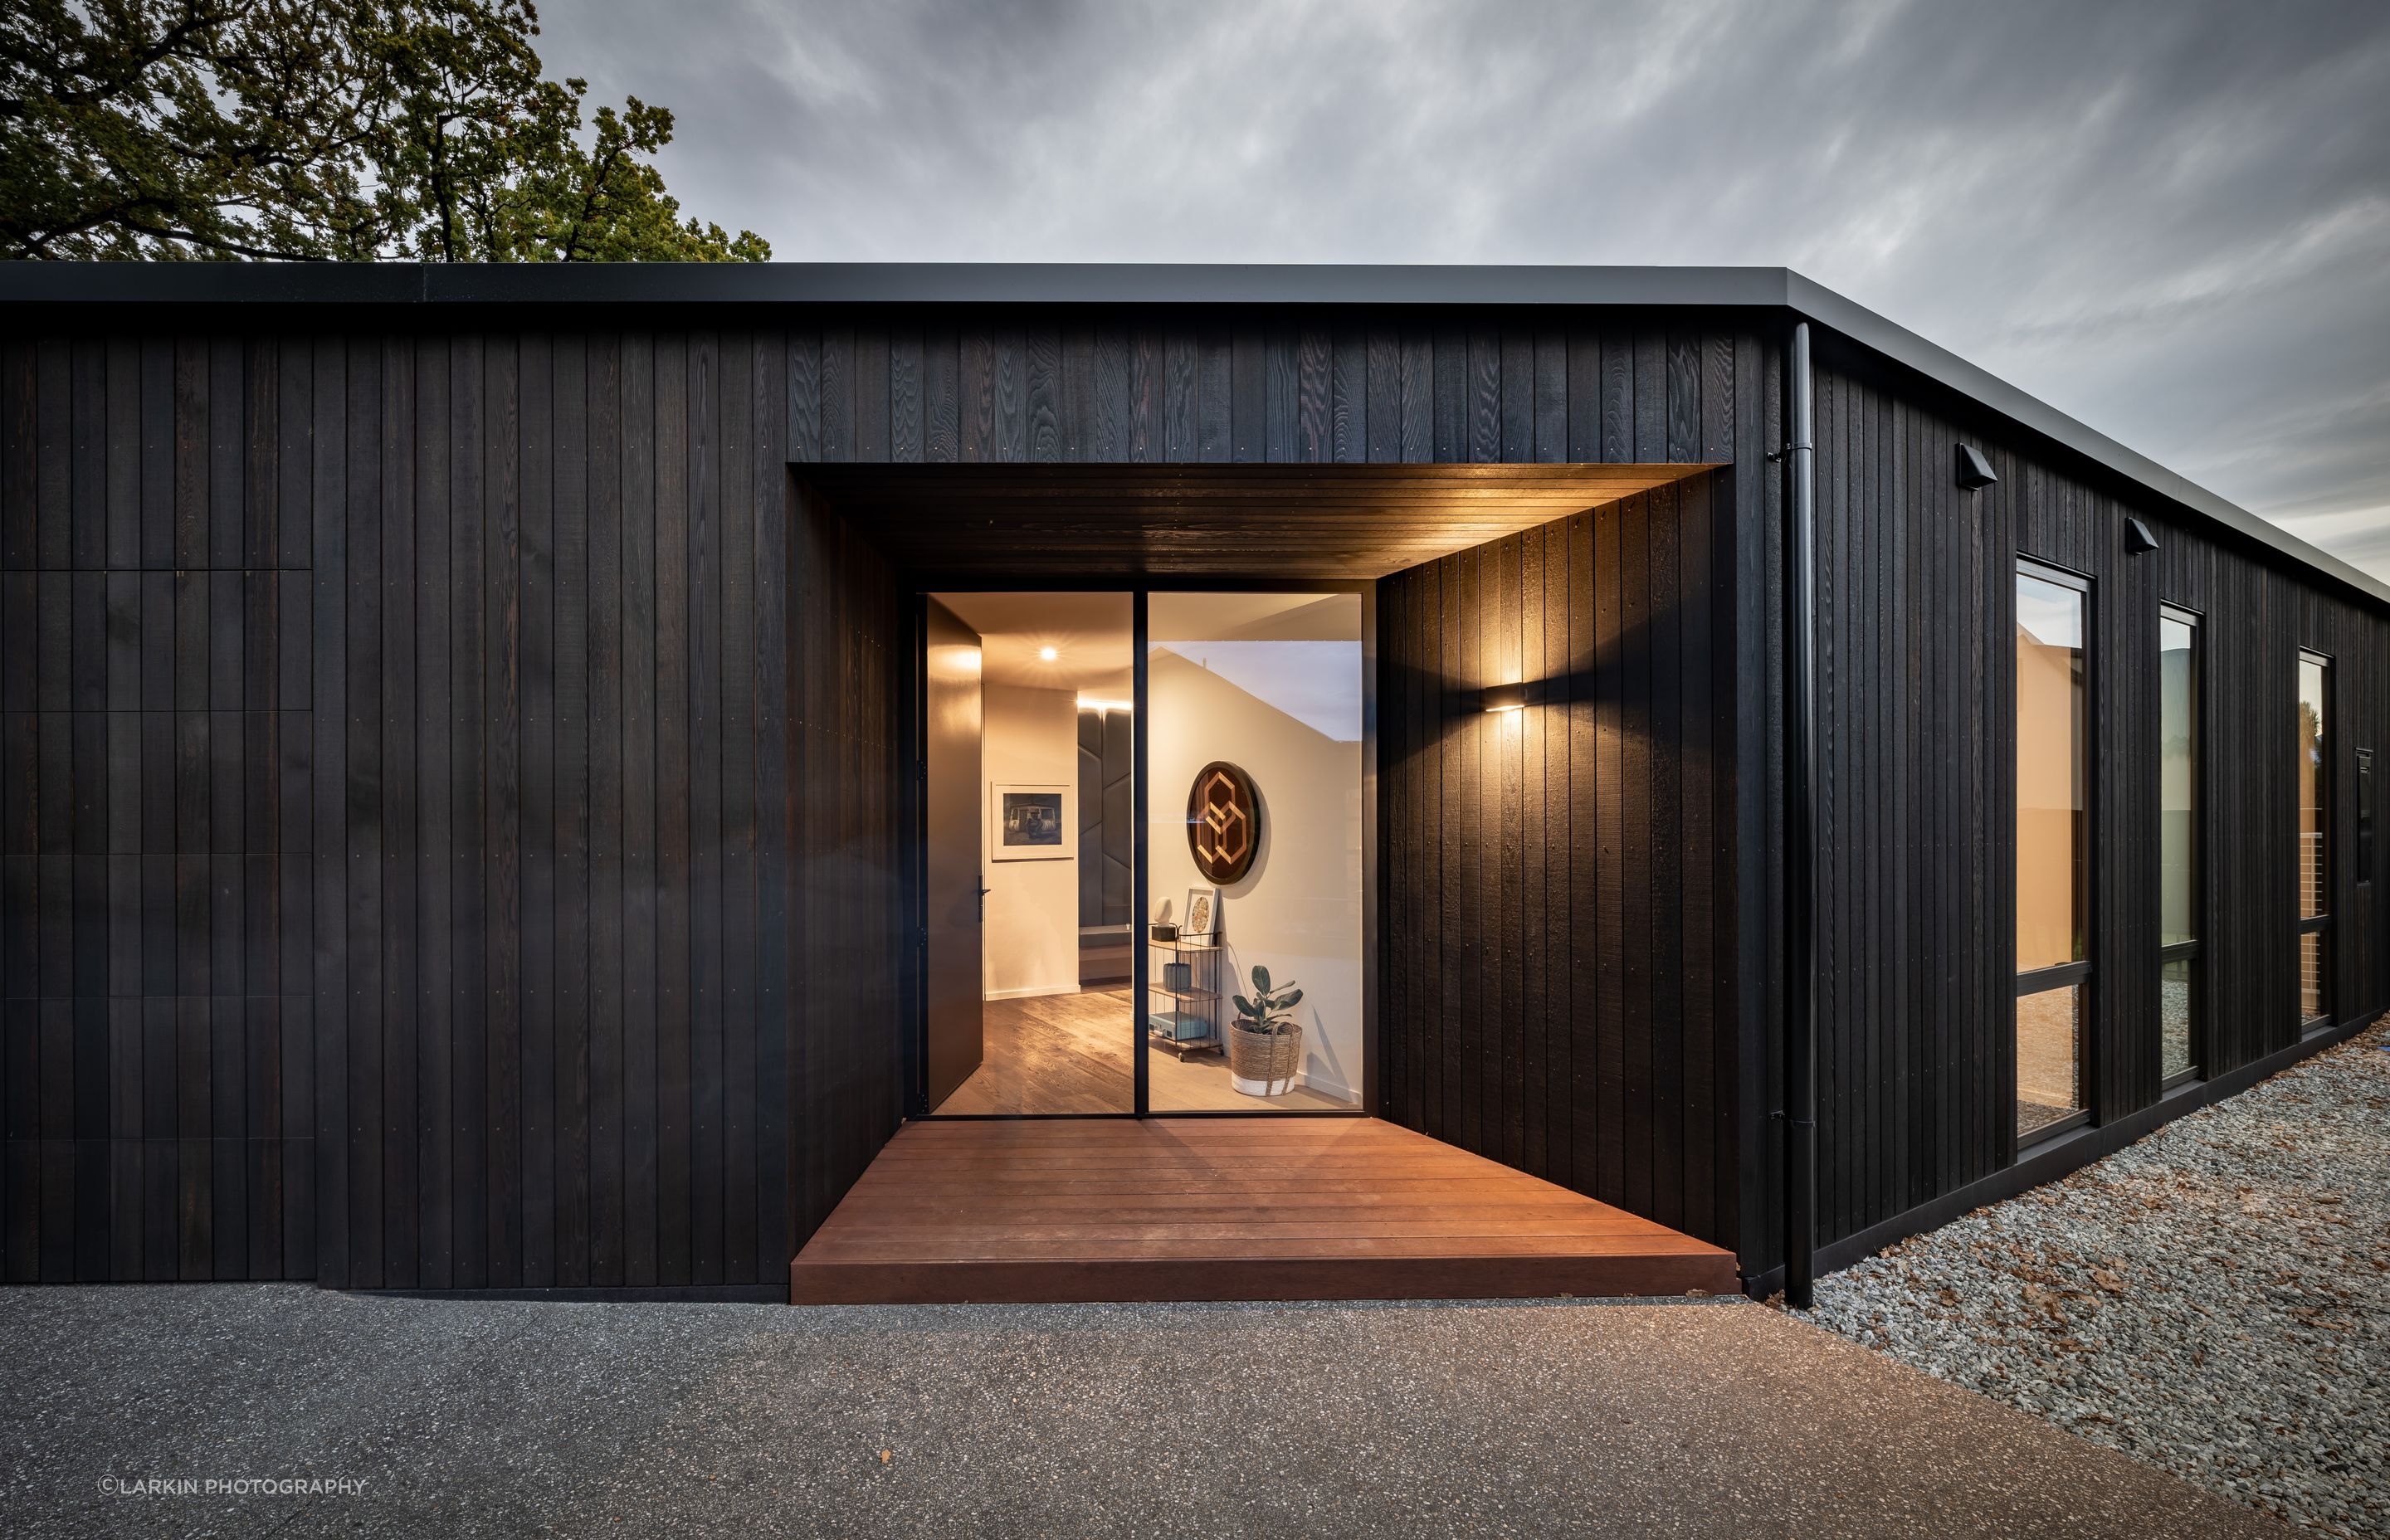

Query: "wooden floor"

xmin=935 ymin=986 xmax=1350 ymax=1114
xmin=789 ymin=1117 xmax=1740 ymax=1304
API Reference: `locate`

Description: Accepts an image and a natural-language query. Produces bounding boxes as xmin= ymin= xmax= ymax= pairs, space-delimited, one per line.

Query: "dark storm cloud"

xmin=544 ymin=0 xmax=2390 ymax=574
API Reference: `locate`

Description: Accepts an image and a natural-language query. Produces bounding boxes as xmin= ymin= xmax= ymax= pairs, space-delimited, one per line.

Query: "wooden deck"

xmin=789 ymin=1117 xmax=1740 ymax=1304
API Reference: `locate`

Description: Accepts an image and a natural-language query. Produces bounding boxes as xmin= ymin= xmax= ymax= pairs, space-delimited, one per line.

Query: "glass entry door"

xmin=1144 ymin=592 xmax=1365 ymax=1111
xmin=918 ymin=586 xmax=1367 ymax=1117
xmin=921 ymin=591 xmax=1135 ymax=1114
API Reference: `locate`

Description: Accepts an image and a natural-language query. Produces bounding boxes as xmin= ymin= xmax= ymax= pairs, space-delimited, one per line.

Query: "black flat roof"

xmin=4 ymin=261 xmax=2375 ymax=605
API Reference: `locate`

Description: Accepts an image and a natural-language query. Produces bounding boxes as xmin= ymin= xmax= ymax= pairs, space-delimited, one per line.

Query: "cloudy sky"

xmin=547 ymin=0 xmax=2390 ymax=578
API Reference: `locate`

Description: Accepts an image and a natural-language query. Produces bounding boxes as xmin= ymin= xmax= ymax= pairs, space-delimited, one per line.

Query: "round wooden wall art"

xmin=1186 ymin=761 xmax=1261 ymax=884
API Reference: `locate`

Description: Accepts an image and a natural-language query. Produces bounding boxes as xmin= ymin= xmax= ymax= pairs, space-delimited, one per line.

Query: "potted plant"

xmin=1228 ymin=964 xmax=1304 ymax=1097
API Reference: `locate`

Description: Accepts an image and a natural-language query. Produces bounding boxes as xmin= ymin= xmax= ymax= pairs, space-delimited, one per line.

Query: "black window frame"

xmin=2297 ymin=648 xmax=2332 ymax=1031
xmin=2014 ymin=557 xmax=2095 ymax=1150
xmin=2358 ymin=747 xmax=2375 ymax=886
xmin=2158 ymin=603 xmax=2202 ymax=1089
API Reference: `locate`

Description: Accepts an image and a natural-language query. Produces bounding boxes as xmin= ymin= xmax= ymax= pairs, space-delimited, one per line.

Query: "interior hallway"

xmin=934 ymin=986 xmax=1349 ymax=1114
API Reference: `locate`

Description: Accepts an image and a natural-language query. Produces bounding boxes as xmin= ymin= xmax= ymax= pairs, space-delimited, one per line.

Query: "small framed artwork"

xmin=991 ymin=783 xmax=1071 ymax=861
xmin=1182 ymin=887 xmax=1218 ymax=943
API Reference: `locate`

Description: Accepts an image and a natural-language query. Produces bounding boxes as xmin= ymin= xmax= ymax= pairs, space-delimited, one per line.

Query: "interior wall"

xmin=2015 ymin=617 xmax=2085 ymax=973
xmin=1148 ymin=650 xmax=1364 ymax=1102
xmin=1077 ymin=705 xmax=1134 ymax=986
xmin=1077 ymin=706 xmax=1133 ymax=931
xmin=982 ymin=684 xmax=1080 ymax=1000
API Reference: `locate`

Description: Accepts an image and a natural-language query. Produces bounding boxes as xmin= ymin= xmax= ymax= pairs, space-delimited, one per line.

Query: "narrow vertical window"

xmin=2158 ymin=607 xmax=2199 ymax=1084
xmin=2298 ymin=651 xmax=2330 ymax=1027
xmin=2358 ymin=748 xmax=2374 ymax=885
xmin=2017 ymin=563 xmax=2090 ymax=1143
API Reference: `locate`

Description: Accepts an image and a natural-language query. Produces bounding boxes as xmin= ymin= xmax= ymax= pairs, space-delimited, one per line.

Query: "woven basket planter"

xmin=1227 ymin=1024 xmax=1302 ymax=1097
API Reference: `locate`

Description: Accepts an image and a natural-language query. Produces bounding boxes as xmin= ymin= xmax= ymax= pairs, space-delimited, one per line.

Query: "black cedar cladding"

xmin=0 ymin=294 xmax=2380 ymax=1300
xmin=1373 ymin=471 xmax=1742 ymax=1253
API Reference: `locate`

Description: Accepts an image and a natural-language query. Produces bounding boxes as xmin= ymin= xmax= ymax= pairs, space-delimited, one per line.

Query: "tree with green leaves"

xmin=0 ymin=0 xmax=768 ymax=261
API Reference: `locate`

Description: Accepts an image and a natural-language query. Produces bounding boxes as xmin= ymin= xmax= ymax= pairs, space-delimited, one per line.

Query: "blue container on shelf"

xmin=1147 ymin=1009 xmax=1211 ymax=1041
xmin=1163 ymin=960 xmax=1193 ymax=992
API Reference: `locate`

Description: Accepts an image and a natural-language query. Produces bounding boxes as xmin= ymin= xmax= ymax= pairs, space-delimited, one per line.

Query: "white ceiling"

xmin=930 ymin=590 xmax=1364 ymax=712
xmin=932 ymin=591 xmax=1134 ymax=694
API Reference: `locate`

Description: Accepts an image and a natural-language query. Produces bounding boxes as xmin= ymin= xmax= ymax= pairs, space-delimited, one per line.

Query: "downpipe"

xmin=1783 ymin=321 xmax=1818 ymax=1309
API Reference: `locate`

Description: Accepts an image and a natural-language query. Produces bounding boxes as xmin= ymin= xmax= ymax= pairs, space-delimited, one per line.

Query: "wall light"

xmin=1955 ymin=442 xmax=1997 ymax=490
xmin=1479 ymin=680 xmax=1548 ymax=713
xmin=1038 ymin=646 xmax=1059 ymax=661
xmin=1077 ymin=696 xmax=1134 ymax=712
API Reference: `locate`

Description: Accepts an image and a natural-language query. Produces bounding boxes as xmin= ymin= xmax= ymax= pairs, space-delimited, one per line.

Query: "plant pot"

xmin=1227 ymin=1023 xmax=1301 ymax=1097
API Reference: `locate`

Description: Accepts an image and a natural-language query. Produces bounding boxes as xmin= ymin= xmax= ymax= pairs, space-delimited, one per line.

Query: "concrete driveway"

xmin=0 ymin=1285 xmax=2283 ymax=1538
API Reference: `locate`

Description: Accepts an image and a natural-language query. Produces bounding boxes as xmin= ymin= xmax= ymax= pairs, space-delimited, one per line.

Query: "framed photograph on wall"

xmin=990 ymin=783 xmax=1071 ymax=861
xmin=1182 ymin=887 xmax=1218 ymax=943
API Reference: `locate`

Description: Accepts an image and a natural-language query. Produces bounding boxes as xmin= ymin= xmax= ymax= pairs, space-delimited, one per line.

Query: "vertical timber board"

xmin=586 ymin=329 xmax=626 ymax=1287
xmin=415 ymin=334 xmax=453 ymax=1289
xmin=652 ymin=331 xmax=692 ymax=1285
xmin=620 ymin=331 xmax=660 ymax=1286
xmin=552 ymin=331 xmax=591 ymax=1288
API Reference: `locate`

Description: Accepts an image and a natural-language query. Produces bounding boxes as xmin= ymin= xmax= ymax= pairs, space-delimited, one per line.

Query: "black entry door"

xmin=923 ymin=597 xmax=985 ymax=1108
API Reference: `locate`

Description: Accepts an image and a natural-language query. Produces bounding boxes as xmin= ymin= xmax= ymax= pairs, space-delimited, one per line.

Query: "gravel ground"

xmin=0 ymin=1286 xmax=2279 ymax=1538
xmin=1791 ymin=1017 xmax=2390 ymax=1538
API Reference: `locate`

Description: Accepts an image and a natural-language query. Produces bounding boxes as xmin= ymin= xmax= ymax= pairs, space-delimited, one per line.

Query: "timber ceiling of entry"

xmin=799 ymin=462 xmax=1716 ymax=578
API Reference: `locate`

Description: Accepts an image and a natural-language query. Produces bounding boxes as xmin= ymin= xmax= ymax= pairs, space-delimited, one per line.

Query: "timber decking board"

xmin=790 ymin=1116 xmax=1736 ymax=1304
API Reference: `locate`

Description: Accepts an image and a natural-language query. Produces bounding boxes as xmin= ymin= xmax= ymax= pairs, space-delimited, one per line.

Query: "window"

xmin=2298 ymin=651 xmax=2330 ymax=1028
xmin=2016 ymin=563 xmax=2090 ymax=1143
xmin=2359 ymin=748 xmax=2375 ymax=885
xmin=2158 ymin=607 xmax=2199 ymax=1084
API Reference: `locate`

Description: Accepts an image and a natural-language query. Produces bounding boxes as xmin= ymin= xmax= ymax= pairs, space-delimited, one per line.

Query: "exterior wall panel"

xmin=1799 ymin=341 xmax=2389 ymax=1266
xmin=1375 ymin=469 xmax=1749 ymax=1255
xmin=2 ymin=306 xmax=1739 ymax=1286
xmin=7 ymin=292 xmax=2371 ymax=1296
xmin=0 ymin=325 xmax=906 ymax=1289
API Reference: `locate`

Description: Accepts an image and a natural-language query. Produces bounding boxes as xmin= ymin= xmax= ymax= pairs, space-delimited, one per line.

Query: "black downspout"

xmin=1784 ymin=320 xmax=1819 ymax=1309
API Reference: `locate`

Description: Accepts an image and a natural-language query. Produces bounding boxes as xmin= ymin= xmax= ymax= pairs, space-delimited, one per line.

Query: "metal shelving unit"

xmin=1145 ymin=938 xmax=1223 ymax=1060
